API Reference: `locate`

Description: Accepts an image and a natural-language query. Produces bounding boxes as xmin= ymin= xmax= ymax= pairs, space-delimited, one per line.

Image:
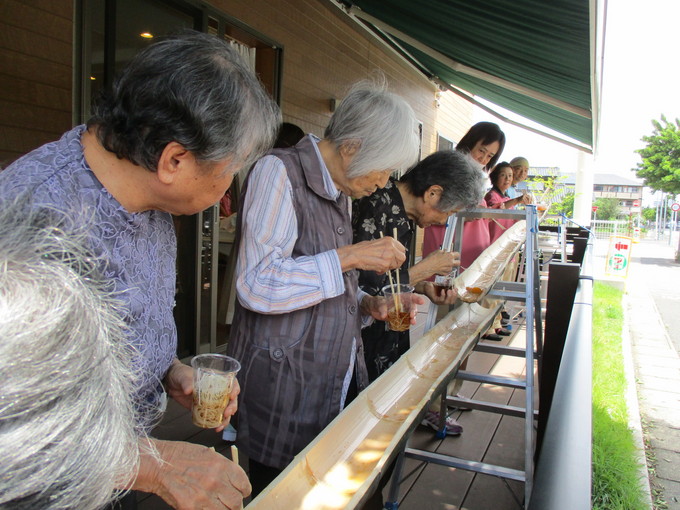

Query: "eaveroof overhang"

xmin=325 ymin=0 xmax=604 ymax=154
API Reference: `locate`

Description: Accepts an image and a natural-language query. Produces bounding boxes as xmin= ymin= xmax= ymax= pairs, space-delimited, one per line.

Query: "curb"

xmin=621 ymin=286 xmax=654 ymax=508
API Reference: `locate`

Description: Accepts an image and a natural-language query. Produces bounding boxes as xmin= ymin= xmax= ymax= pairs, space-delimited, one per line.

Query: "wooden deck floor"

xmin=138 ymin=313 xmax=535 ymax=510
xmin=393 ymin=321 xmax=532 ymax=510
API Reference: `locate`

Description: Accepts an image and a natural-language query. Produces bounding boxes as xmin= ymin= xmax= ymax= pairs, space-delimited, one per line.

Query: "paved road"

xmin=635 ymin=238 xmax=680 ymax=355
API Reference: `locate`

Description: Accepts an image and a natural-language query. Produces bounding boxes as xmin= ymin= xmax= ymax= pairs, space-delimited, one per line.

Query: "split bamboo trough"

xmin=247 ymin=220 xmax=527 ymax=509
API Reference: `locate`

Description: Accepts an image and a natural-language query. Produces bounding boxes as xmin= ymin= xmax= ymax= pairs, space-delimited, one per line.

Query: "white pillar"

xmin=573 ymin=150 xmax=594 ymax=226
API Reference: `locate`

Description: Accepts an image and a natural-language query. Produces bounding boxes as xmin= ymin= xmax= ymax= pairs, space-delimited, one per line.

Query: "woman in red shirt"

xmin=422 ymin=122 xmax=506 ymax=269
xmin=485 ymin=162 xmax=532 ymax=243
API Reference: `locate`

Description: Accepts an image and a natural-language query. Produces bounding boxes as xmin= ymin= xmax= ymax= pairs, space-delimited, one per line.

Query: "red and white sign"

xmin=672 ymin=202 xmax=680 ymax=212
xmin=632 ymin=199 xmax=641 ymax=207
xmin=592 ymin=206 xmax=599 ymax=213
xmin=606 ymin=235 xmax=633 ymax=278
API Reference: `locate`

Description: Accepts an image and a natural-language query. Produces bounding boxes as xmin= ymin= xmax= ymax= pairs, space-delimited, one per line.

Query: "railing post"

xmin=528 ymin=245 xmax=593 ymax=509
xmin=536 ymin=262 xmax=581 ymax=459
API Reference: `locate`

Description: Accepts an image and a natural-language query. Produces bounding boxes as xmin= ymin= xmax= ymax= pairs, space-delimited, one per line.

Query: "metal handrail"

xmin=528 ymin=242 xmax=593 ymax=509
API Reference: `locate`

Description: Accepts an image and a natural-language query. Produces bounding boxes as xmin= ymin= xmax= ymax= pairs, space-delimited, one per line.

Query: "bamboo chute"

xmin=247 ymin=220 xmax=527 ymax=509
xmin=455 ymin=220 xmax=526 ymax=302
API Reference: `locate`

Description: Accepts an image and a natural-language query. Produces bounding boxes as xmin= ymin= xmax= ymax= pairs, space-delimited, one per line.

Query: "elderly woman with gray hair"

xmin=0 ymin=30 xmax=280 ymax=509
xmin=228 ymin=80 xmax=421 ymax=496
xmin=353 ymin=150 xmax=487 ymax=381
xmin=0 ymin=202 xmax=140 ymax=509
xmin=349 ymin=150 xmax=486 ymax=510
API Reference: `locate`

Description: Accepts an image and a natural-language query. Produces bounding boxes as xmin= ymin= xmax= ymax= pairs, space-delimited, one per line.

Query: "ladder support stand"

xmin=387 ymin=206 xmax=544 ymax=509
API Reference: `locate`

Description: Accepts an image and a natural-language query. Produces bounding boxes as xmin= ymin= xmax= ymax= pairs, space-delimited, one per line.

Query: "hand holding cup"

xmin=381 ymin=284 xmax=416 ymax=331
xmin=191 ymin=354 xmax=241 ymax=429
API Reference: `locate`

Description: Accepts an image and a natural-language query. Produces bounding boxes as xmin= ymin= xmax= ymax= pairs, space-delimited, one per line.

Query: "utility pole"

xmin=655 ymin=196 xmax=661 ymax=240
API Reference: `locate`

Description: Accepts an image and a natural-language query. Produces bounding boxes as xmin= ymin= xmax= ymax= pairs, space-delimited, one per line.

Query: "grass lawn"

xmin=591 ymin=281 xmax=648 ymax=509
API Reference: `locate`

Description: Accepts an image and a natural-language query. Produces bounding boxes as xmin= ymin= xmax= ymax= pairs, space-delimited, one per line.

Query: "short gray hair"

xmin=89 ymin=29 xmax=281 ymax=173
xmin=509 ymin=156 xmax=530 ymax=168
xmin=324 ymin=79 xmax=419 ymax=178
xmin=0 ymin=200 xmax=140 ymax=509
xmin=400 ymin=150 xmax=487 ymax=211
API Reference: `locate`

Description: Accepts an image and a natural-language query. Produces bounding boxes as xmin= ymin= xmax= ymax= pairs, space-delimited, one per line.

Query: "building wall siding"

xmin=209 ymin=0 xmax=472 ymax=152
xmin=0 ymin=0 xmax=474 ymax=181
xmin=0 ymin=0 xmax=73 ymax=166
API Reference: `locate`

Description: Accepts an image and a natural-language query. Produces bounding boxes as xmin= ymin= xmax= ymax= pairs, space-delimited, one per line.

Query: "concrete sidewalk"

xmin=595 ymin=236 xmax=680 ymax=509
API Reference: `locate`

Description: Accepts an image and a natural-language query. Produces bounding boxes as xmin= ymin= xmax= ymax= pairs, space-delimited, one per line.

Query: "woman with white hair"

xmin=228 ymin=80 xmax=422 ymax=496
xmin=507 ymin=156 xmax=531 ymax=199
xmin=0 ymin=202 xmax=139 ymax=509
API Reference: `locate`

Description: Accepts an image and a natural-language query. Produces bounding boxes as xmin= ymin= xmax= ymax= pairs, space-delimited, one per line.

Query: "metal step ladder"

xmin=386 ymin=205 xmax=544 ymax=509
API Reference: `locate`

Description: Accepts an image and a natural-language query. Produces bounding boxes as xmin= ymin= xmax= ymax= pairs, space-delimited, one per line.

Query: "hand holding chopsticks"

xmin=335 ymin=232 xmax=405 ymax=273
xmin=380 ymin=231 xmax=401 ymax=312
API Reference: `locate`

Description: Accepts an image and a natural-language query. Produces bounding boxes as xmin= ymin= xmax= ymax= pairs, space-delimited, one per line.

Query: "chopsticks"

xmin=491 ymin=217 xmax=507 ymax=231
xmin=379 ymin=231 xmax=400 ymax=312
xmin=393 ymin=228 xmax=401 ymax=288
xmin=392 ymin=228 xmax=403 ymax=312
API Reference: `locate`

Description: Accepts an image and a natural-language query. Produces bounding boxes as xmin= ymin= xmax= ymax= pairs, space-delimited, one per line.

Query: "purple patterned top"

xmin=0 ymin=126 xmax=177 ymax=427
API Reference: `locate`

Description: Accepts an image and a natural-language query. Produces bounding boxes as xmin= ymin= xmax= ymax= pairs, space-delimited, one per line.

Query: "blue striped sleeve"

xmin=235 ymin=156 xmax=345 ymax=314
xmin=356 ymin=289 xmax=375 ymax=328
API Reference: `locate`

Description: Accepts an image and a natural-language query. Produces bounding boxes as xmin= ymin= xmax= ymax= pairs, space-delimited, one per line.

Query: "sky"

xmin=471 ymin=0 xmax=680 ymax=194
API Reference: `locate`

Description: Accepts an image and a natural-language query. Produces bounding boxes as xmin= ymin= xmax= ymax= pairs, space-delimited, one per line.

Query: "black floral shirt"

xmin=352 ymin=178 xmax=413 ymax=381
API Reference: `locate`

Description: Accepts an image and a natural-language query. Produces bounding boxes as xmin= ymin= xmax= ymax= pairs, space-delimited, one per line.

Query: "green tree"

xmin=593 ymin=197 xmax=620 ymax=220
xmin=641 ymin=207 xmax=656 ymax=223
xmin=551 ymin=192 xmax=575 ymax=217
xmin=635 ymin=116 xmax=680 ymax=194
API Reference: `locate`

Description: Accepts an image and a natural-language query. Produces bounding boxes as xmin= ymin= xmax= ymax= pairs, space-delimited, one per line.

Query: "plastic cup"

xmin=381 ymin=284 xmax=415 ymax=332
xmin=433 ymin=275 xmax=454 ymax=297
xmin=191 ymin=354 xmax=241 ymax=429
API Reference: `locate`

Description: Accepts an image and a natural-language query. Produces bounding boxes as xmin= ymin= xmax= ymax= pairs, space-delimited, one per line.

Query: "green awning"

xmin=334 ymin=0 xmax=598 ymax=151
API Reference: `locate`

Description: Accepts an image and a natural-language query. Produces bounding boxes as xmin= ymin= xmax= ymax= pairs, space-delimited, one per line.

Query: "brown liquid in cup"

xmin=387 ymin=309 xmax=410 ymax=331
xmin=191 ymin=370 xmax=234 ymax=428
xmin=433 ymin=283 xmax=452 ymax=296
xmin=192 ymin=390 xmax=230 ymax=428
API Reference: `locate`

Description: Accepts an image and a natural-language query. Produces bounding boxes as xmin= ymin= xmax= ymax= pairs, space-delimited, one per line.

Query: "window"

xmin=77 ymin=0 xmax=198 ymax=123
xmin=437 ymin=133 xmax=455 ymax=151
xmin=203 ymin=6 xmax=281 ymax=102
xmin=77 ymin=0 xmax=281 ymax=122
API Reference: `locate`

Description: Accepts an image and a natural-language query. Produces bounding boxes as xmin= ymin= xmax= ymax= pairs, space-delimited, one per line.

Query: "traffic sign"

xmin=592 ymin=206 xmax=599 ymax=212
xmin=672 ymin=202 xmax=680 ymax=212
xmin=632 ymin=199 xmax=640 ymax=207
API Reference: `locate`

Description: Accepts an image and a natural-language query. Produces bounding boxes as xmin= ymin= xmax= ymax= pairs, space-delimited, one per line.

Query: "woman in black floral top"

xmin=352 ymin=150 xmax=487 ymax=381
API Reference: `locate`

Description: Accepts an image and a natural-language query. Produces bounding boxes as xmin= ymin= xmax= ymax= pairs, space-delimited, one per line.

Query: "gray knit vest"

xmin=228 ymin=135 xmax=367 ymax=469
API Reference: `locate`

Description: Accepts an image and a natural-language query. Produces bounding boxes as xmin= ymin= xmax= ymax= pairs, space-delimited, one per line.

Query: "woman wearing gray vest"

xmin=228 ymin=80 xmax=421 ymax=496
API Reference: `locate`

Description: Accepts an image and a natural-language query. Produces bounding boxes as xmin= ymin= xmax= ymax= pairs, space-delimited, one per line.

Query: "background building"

xmin=564 ymin=173 xmax=643 ymax=215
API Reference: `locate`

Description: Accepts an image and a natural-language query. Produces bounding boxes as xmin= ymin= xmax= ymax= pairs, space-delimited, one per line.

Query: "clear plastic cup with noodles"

xmin=191 ymin=354 xmax=241 ymax=429
xmin=381 ymin=284 xmax=415 ymax=332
